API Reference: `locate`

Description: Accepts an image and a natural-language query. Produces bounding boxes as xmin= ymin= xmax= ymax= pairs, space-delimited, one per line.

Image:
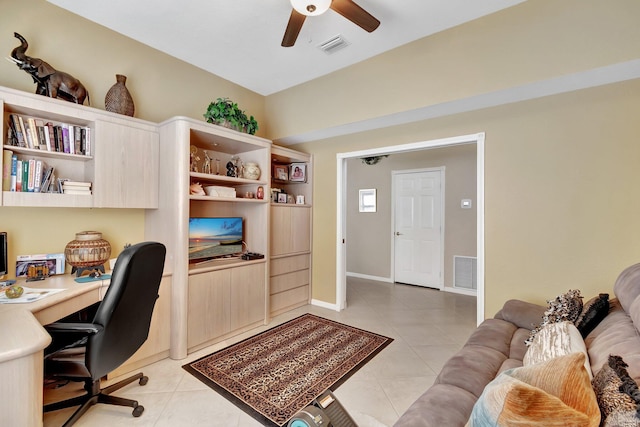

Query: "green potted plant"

xmin=203 ymin=97 xmax=259 ymax=135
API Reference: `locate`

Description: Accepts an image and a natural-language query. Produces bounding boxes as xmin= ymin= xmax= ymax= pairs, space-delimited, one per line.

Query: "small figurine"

xmin=203 ymin=151 xmax=212 ymax=174
xmin=256 ymin=186 xmax=264 ymax=200
xmin=190 ymin=145 xmax=200 ymax=172
xmin=226 ymin=161 xmax=236 ymax=177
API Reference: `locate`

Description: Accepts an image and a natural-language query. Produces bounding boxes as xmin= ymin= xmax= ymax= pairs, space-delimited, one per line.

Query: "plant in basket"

xmin=203 ymin=97 xmax=259 ymax=135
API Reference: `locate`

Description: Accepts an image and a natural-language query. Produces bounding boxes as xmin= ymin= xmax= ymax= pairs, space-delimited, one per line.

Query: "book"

xmin=61 ymin=124 xmax=71 ymax=153
xmin=27 ymin=158 xmax=36 ymax=192
xmin=9 ymin=114 xmax=25 ymax=147
xmin=35 ymin=120 xmax=47 ymax=150
xmin=63 ymin=188 xmax=92 ymax=195
xmin=16 ymin=159 xmax=22 ymax=192
xmin=84 ymin=127 xmax=91 ymax=156
xmin=33 ymin=159 xmax=45 ymax=192
xmin=74 ymin=126 xmax=82 ymax=154
xmin=62 ymin=181 xmax=91 ymax=187
xmin=27 ymin=117 xmax=40 ymax=149
xmin=2 ymin=150 xmax=12 ymax=191
xmin=17 ymin=116 xmax=30 ymax=148
xmin=40 ymin=166 xmax=54 ymax=193
xmin=54 ymin=125 xmax=63 ymax=152
xmin=43 ymin=123 xmax=53 ymax=151
xmin=10 ymin=154 xmax=17 ymax=191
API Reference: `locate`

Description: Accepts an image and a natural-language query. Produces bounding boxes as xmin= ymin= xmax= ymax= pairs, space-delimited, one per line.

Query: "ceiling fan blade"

xmin=330 ymin=0 xmax=380 ymax=32
xmin=282 ymin=9 xmax=307 ymax=47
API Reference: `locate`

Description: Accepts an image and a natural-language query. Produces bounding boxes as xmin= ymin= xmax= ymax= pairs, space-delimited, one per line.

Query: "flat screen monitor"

xmin=0 ymin=232 xmax=7 ymax=278
xmin=188 ymin=217 xmax=243 ymax=263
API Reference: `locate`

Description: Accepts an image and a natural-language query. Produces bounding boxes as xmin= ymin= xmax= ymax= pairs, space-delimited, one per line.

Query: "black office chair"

xmin=43 ymin=241 xmax=166 ymax=427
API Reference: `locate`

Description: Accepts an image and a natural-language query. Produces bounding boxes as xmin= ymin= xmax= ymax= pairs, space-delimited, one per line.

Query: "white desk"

xmin=0 ymin=275 xmax=109 ymax=427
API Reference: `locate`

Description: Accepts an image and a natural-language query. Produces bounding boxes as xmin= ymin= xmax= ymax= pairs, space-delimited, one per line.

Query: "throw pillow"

xmin=575 ymin=293 xmax=610 ymax=338
xmin=526 ymin=289 xmax=584 ymax=346
xmin=592 ymin=355 xmax=640 ymax=426
xmin=467 ymin=352 xmax=600 ymax=427
xmin=523 ymin=321 xmax=592 ymax=379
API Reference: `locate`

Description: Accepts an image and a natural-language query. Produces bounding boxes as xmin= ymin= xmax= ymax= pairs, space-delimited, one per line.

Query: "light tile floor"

xmin=44 ymin=277 xmax=476 ymax=427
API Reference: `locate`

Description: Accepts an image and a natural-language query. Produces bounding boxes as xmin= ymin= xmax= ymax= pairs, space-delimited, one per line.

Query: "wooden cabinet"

xmin=0 ymin=86 xmax=159 ymax=208
xmin=269 ymin=145 xmax=313 ymax=317
xmin=188 ymin=263 xmax=265 ymax=352
xmin=146 ymin=117 xmax=271 ymax=359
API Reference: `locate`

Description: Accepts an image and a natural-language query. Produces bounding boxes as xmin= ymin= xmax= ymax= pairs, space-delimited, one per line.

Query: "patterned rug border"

xmin=182 ymin=313 xmax=393 ymax=427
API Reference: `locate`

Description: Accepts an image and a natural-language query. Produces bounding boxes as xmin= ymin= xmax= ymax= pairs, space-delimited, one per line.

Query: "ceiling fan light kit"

xmin=282 ymin=0 xmax=380 ymax=47
xmin=290 ymin=0 xmax=331 ymax=16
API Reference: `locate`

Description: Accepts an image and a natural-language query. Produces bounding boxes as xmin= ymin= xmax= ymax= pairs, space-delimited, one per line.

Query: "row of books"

xmin=2 ymin=149 xmax=92 ymax=194
xmin=5 ymin=113 xmax=91 ymax=156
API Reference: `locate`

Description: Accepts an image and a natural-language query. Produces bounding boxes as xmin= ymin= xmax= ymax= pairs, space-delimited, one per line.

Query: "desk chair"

xmin=43 ymin=241 xmax=166 ymax=427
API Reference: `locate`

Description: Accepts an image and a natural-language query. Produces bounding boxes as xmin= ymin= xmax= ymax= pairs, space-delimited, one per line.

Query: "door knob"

xmin=395 ymin=232 xmax=402 ymax=236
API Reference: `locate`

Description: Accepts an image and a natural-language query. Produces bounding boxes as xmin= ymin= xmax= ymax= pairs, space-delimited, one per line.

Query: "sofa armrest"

xmin=494 ymin=299 xmax=546 ymax=330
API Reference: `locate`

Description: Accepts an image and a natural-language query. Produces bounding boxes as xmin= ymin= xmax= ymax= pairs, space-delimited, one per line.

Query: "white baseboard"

xmin=346 ymin=272 xmax=393 ymax=283
xmin=443 ymin=286 xmax=477 ymax=297
xmin=311 ymin=298 xmax=340 ymax=311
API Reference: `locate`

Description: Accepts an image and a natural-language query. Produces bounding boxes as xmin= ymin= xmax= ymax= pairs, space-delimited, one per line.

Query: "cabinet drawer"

xmin=270 ymin=285 xmax=309 ymax=314
xmin=270 ymin=254 xmax=310 ymax=277
xmin=270 ymin=269 xmax=309 ymax=295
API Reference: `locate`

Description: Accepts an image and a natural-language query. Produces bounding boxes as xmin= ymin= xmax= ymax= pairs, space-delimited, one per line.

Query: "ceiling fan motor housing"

xmin=290 ymin=0 xmax=331 ymax=16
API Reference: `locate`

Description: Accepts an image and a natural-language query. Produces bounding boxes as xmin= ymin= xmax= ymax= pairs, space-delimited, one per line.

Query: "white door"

xmin=393 ymin=169 xmax=443 ymax=289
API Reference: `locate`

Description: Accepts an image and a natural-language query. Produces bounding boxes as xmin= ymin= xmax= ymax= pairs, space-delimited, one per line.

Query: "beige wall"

xmin=346 ymin=145 xmax=477 ymax=289
xmin=297 ymin=79 xmax=640 ymax=316
xmin=0 ymin=0 xmax=264 ymax=271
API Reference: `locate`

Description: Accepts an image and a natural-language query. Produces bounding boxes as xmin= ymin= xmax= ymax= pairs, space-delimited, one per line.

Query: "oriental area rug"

xmin=183 ymin=313 xmax=393 ymax=427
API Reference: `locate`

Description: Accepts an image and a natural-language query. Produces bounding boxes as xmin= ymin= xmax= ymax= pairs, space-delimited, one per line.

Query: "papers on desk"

xmin=0 ymin=287 xmax=66 ymax=304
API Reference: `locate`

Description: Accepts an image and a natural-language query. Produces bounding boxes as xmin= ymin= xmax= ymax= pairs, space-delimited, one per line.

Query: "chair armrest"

xmin=45 ymin=322 xmax=102 ymax=335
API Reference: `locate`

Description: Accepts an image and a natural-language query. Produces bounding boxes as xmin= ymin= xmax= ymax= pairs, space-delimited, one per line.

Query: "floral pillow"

xmin=526 ymin=289 xmax=584 ymax=346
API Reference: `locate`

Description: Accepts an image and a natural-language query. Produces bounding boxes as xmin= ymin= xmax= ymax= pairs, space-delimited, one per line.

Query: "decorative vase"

xmin=105 ymin=74 xmax=135 ymax=117
xmin=64 ymin=231 xmax=112 ymax=276
xmin=243 ymin=162 xmax=261 ymax=180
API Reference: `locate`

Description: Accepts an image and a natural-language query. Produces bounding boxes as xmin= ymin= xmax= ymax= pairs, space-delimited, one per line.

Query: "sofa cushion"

xmin=523 ymin=321 xmax=592 ymax=379
xmin=613 ymin=262 xmax=640 ymax=314
xmin=494 ymin=299 xmax=546 ymax=330
xmin=435 ymin=345 xmax=508 ymax=398
xmin=592 ymin=355 xmax=640 ymax=427
xmin=585 ymin=300 xmax=640 ymax=382
xmin=575 ymin=293 xmax=610 ymax=338
xmin=467 ymin=352 xmax=600 ymax=427
xmin=393 ymin=384 xmax=477 ymax=427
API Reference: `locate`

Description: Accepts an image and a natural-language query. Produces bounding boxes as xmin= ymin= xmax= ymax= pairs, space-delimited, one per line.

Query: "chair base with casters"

xmin=44 ymin=371 xmax=148 ymax=427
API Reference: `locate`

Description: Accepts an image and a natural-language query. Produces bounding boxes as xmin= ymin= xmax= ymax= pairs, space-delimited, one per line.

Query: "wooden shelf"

xmin=189 ymin=171 xmax=267 ymax=186
xmin=188 ymin=257 xmax=266 ymax=275
xmin=3 ymin=145 xmax=92 ymax=161
xmin=189 ymin=195 xmax=268 ymax=203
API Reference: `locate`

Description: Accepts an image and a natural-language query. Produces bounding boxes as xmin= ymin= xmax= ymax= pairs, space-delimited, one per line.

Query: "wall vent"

xmin=454 ymin=256 xmax=477 ymax=290
xmin=318 ymin=34 xmax=350 ymax=54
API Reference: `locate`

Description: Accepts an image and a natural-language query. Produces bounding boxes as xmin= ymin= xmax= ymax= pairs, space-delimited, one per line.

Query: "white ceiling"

xmin=47 ymin=0 xmax=525 ymax=96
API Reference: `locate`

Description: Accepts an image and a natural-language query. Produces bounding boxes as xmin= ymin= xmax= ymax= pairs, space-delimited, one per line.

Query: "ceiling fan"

xmin=282 ymin=0 xmax=380 ymax=47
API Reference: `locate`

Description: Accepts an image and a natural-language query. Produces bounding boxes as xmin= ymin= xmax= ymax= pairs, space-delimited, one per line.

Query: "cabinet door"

xmin=188 ymin=270 xmax=230 ymax=348
xmin=92 ymin=120 xmax=159 ymax=208
xmin=291 ymin=207 xmax=311 ymax=253
xmin=230 ymin=263 xmax=266 ymax=331
xmin=271 ymin=206 xmax=311 ymax=256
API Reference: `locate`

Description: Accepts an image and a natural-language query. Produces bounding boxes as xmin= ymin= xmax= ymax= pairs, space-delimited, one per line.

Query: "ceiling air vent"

xmin=318 ymin=34 xmax=350 ymax=54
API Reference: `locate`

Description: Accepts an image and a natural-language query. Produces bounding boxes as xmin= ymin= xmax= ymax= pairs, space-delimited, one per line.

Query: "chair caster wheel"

xmin=133 ymin=405 xmax=144 ymax=417
xmin=139 ymin=376 xmax=148 ymax=386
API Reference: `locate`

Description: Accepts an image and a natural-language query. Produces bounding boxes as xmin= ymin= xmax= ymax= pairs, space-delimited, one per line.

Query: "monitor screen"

xmin=0 ymin=232 xmax=7 ymax=277
xmin=188 ymin=217 xmax=243 ymax=262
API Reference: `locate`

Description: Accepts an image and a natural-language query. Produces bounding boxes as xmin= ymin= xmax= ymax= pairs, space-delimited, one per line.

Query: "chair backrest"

xmin=86 ymin=241 xmax=166 ymax=379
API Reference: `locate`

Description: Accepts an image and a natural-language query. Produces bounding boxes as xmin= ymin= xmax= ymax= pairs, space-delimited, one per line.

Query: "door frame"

xmin=336 ymin=132 xmax=485 ymax=325
xmin=391 ymin=167 xmax=445 ymax=290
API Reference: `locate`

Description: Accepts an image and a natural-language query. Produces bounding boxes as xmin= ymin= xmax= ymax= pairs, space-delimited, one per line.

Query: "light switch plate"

xmin=461 ymin=199 xmax=472 ymax=209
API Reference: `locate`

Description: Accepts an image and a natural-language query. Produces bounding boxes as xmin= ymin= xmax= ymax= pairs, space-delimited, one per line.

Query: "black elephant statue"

xmin=8 ymin=32 xmax=89 ymax=105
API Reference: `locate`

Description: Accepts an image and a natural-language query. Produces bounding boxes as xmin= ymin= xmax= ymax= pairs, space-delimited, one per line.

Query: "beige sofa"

xmin=394 ymin=263 xmax=640 ymax=426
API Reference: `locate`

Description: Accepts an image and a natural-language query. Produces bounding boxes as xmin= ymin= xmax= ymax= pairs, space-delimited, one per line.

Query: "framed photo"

xmin=277 ymin=192 xmax=288 ymax=203
xmin=289 ymin=163 xmax=306 ymax=182
xmin=274 ymin=165 xmax=288 ymax=181
xmin=296 ymin=195 xmax=305 ymax=205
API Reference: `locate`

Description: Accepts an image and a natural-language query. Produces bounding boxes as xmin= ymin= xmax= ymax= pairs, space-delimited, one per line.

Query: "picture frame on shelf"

xmin=274 ymin=165 xmax=288 ymax=181
xmin=277 ymin=192 xmax=288 ymax=203
xmin=296 ymin=195 xmax=305 ymax=204
xmin=289 ymin=163 xmax=306 ymax=182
